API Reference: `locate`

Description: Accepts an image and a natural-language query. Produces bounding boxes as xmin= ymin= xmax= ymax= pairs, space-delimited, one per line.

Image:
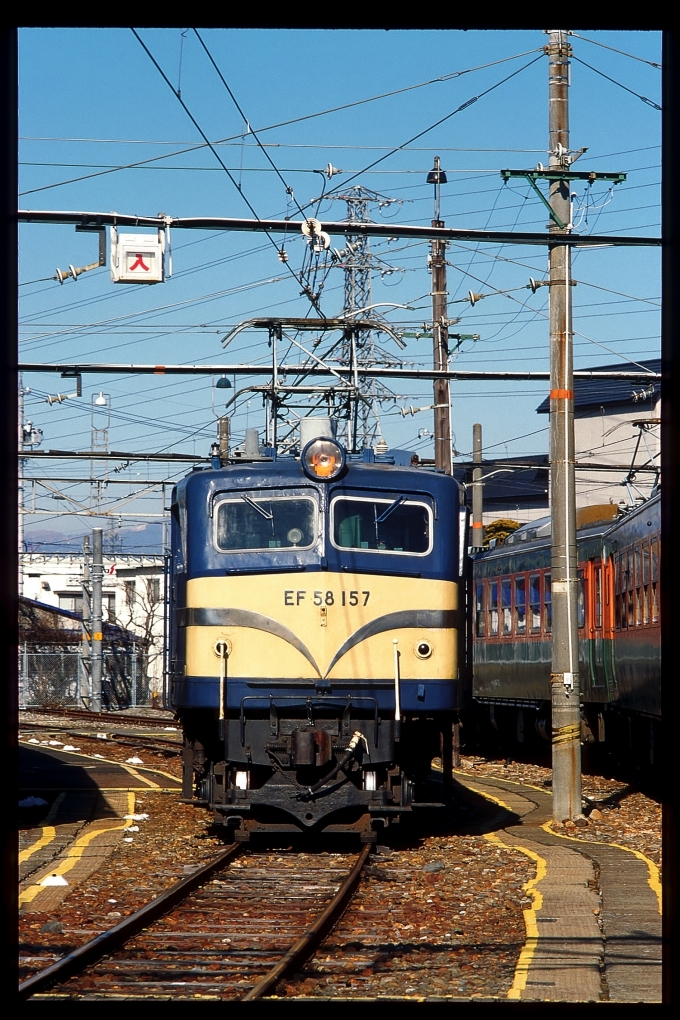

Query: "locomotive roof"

xmin=173 ymin=454 xmax=462 ymax=502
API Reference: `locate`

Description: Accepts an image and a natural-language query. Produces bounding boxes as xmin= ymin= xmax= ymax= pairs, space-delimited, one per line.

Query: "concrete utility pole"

xmin=471 ymin=423 xmax=484 ymax=552
xmin=80 ymin=535 xmax=91 ymax=707
xmin=91 ymin=527 xmax=103 ymax=712
xmin=547 ymin=29 xmax=582 ymax=823
xmin=428 ymin=157 xmax=452 ymax=474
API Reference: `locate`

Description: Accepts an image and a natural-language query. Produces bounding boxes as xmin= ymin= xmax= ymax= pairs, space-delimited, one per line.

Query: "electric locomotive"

xmin=170 ymin=421 xmax=466 ymax=841
xmin=471 ymin=492 xmax=660 ymax=764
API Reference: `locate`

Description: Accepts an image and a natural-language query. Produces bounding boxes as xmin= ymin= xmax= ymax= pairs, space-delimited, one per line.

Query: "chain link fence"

xmin=19 ymin=646 xmax=151 ymax=710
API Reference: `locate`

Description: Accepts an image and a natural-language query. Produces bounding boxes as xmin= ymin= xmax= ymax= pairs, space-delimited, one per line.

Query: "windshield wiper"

xmin=241 ymin=495 xmax=273 ymax=520
xmin=376 ymin=494 xmax=407 ymax=524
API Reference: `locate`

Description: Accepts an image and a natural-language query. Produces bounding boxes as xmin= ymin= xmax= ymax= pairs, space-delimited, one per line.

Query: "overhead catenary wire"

xmin=18 ymin=47 xmax=545 ymax=197
xmin=301 ymin=53 xmax=546 ymax=209
xmin=131 ymin=28 xmax=323 ymax=315
xmin=568 ymin=32 xmax=661 ymax=69
xmin=570 ymin=55 xmax=661 ymax=110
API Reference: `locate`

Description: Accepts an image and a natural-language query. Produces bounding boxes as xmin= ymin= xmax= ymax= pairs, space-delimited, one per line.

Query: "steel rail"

xmin=241 ymin=843 xmax=372 ymax=1001
xmin=18 ymin=843 xmax=242 ymax=1000
xmin=20 ymin=706 xmax=177 ymax=728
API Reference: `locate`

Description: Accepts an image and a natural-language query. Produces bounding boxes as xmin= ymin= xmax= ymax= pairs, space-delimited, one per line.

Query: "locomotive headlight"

xmin=301 ymin=437 xmax=346 ymax=481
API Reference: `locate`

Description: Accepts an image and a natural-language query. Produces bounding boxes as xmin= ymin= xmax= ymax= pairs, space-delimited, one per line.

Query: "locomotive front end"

xmin=170 ymin=438 xmax=464 ymax=841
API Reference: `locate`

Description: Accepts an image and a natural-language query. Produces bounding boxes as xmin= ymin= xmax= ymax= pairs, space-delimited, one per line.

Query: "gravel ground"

xmin=19 ymin=730 xmax=182 ymax=779
xmin=279 ymin=832 xmax=534 ymax=999
xmin=457 ymin=753 xmax=662 ymax=873
xmin=19 ymin=790 xmax=223 ymax=983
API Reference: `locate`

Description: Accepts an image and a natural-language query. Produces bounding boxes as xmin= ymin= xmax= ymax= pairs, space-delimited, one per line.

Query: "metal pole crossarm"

xmin=222 ymin=316 xmax=406 ymax=351
xmin=500 ymin=169 xmax=627 ymax=183
xmin=501 ymin=169 xmax=627 ymax=230
xmin=18 ymin=363 xmax=661 ymax=382
xmin=17 ymin=210 xmax=661 ymax=247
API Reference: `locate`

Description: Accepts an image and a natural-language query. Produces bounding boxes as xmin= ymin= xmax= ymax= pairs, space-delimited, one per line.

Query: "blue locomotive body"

xmin=169 ymin=443 xmax=466 ymax=840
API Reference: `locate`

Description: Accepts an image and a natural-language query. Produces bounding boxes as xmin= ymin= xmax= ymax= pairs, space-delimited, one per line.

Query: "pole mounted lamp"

xmin=427 ymin=156 xmax=447 ymax=224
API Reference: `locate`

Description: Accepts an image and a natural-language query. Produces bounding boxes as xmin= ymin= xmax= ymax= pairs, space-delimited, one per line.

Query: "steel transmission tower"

xmin=333 ymin=187 xmax=400 ymax=450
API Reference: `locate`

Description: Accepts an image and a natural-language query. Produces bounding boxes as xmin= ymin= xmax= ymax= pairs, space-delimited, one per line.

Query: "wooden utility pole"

xmin=547 ymin=29 xmax=582 ymax=823
xmin=428 ymin=157 xmax=452 ymax=474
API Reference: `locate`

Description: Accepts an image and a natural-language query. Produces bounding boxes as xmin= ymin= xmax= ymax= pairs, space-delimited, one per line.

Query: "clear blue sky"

xmin=18 ymin=28 xmax=661 ymax=542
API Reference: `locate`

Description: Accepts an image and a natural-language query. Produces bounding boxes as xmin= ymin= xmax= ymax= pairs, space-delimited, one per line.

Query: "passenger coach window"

xmin=514 ymin=577 xmax=526 ymax=633
xmin=331 ymin=496 xmax=431 ymax=555
xmin=501 ymin=579 xmax=512 ymax=634
xmin=215 ymin=495 xmax=316 ymax=551
xmin=544 ymin=573 xmax=552 ymax=632
xmin=577 ymin=570 xmax=585 ymax=629
xmin=489 ymin=581 xmax=499 ymax=636
xmin=475 ymin=583 xmax=486 ymax=637
xmin=529 ymin=575 xmax=541 ymax=631
xmin=651 ymin=538 xmax=659 ymax=624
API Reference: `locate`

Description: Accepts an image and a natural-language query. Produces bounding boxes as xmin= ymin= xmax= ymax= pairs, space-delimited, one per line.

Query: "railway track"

xmin=19 ymin=843 xmax=371 ymax=1000
xmin=21 ymin=707 xmax=177 ymax=729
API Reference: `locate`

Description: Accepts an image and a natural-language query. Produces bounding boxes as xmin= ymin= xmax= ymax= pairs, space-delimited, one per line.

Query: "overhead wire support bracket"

xmin=500 ymin=169 xmax=627 ymax=231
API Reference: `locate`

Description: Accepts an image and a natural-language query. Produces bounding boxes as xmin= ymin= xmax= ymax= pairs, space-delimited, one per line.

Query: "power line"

xmin=569 ymin=33 xmax=661 ymax=69
xmin=130 ymin=28 xmax=322 ymax=315
xmin=571 ymin=55 xmax=661 ymax=110
xmin=18 ymin=47 xmax=544 ymax=198
xmin=306 ymin=54 xmax=546 ymax=206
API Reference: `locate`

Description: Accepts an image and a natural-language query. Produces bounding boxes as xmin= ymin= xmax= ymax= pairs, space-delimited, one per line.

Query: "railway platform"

xmin=19 ymin=743 xmax=181 ymax=914
xmin=456 ymin=772 xmax=662 ymax=1002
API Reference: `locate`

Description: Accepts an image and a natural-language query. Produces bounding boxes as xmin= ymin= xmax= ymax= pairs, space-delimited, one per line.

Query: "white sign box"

xmin=110 ymin=227 xmax=166 ymax=284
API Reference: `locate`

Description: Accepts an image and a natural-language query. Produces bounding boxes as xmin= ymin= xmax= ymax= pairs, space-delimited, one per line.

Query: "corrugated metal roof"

xmin=535 ymin=358 xmax=660 ymax=414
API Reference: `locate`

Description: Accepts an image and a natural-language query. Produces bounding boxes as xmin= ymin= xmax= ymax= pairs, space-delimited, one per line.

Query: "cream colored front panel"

xmin=185 ymin=572 xmax=458 ymax=680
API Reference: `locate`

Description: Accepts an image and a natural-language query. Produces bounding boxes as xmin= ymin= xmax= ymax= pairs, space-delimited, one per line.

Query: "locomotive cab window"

xmin=214 ymin=494 xmax=317 ymax=552
xmin=330 ymin=496 xmax=432 ymax=555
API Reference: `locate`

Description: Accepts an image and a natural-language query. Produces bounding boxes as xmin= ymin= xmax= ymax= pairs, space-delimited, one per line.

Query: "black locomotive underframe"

xmin=181 ymin=703 xmax=447 ymax=836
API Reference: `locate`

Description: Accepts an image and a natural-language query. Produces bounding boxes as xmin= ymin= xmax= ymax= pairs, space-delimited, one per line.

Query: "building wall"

xmin=574 ymin=399 xmax=660 ymax=509
xmin=21 ymin=553 xmax=165 ymax=690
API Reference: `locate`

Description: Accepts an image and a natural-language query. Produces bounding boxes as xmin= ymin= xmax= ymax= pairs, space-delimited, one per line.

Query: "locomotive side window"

xmin=489 ymin=581 xmax=499 ymax=636
xmin=215 ymin=495 xmax=317 ymax=552
xmin=330 ymin=496 xmax=432 ymax=555
xmin=627 ymin=550 xmax=634 ymax=627
xmin=475 ymin=583 xmax=486 ymax=637
xmin=514 ymin=576 xmax=526 ymax=634
xmin=529 ymin=575 xmax=541 ymax=631
xmin=544 ymin=572 xmax=552 ymax=632
xmin=577 ymin=569 xmax=585 ymax=629
xmin=501 ymin=578 xmax=512 ymax=634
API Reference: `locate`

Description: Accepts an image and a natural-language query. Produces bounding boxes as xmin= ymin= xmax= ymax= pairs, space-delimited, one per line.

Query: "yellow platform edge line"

xmin=19 ymin=793 xmax=135 ymax=906
xmin=18 ymin=791 xmax=68 ymax=864
xmin=485 ymin=831 xmax=546 ymax=1001
xmin=19 ymin=826 xmax=56 ymax=865
xmin=541 ymin=820 xmax=662 ymax=915
xmin=463 ymin=782 xmax=546 ymax=1002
